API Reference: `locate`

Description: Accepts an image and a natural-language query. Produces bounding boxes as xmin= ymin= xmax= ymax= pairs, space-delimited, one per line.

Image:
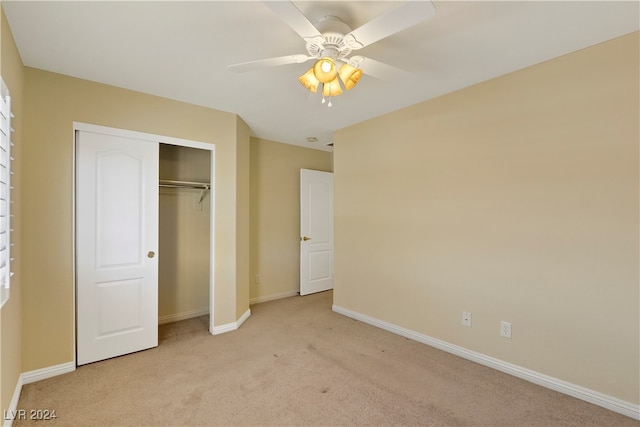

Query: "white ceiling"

xmin=3 ymin=1 xmax=639 ymax=151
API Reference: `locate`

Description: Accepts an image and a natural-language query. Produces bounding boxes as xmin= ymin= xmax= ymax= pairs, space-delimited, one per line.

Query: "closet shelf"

xmin=159 ymin=179 xmax=210 ymax=190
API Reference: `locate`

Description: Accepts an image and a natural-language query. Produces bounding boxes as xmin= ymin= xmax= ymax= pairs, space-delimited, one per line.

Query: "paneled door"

xmin=76 ymin=130 xmax=159 ymax=365
xmin=300 ymin=169 xmax=334 ymax=296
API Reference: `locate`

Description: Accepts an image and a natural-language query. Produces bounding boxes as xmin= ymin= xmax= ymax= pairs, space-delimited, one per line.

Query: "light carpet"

xmin=13 ymin=291 xmax=638 ymax=426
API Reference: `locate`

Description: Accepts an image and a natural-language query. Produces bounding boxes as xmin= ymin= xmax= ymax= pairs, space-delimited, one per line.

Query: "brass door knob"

xmin=301 ymin=236 xmax=312 ymax=241
xmin=147 ymin=251 xmax=156 ymax=258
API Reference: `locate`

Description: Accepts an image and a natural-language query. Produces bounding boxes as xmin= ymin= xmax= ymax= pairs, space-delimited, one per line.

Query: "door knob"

xmin=301 ymin=236 xmax=311 ymax=241
xmin=147 ymin=251 xmax=155 ymax=258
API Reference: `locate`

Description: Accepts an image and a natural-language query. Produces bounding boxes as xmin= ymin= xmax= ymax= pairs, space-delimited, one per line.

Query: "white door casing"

xmin=300 ymin=169 xmax=334 ymax=296
xmin=76 ymin=130 xmax=159 ymax=365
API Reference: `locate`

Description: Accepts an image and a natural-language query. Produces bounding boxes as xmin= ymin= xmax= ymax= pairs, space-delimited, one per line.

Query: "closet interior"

xmin=158 ymin=143 xmax=211 ymax=326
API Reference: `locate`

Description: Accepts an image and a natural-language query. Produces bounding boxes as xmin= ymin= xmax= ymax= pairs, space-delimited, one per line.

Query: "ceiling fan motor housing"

xmin=306 ymin=15 xmax=353 ymax=61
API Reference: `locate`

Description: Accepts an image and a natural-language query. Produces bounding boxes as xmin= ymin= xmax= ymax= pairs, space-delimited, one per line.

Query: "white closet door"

xmin=76 ymin=130 xmax=158 ymax=365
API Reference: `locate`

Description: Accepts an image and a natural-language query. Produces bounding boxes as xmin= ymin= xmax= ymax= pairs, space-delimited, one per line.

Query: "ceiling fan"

xmin=228 ymin=1 xmax=437 ymax=105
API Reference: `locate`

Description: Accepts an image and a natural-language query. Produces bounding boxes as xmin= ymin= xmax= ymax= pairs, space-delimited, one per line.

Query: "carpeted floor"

xmin=13 ymin=291 xmax=638 ymax=426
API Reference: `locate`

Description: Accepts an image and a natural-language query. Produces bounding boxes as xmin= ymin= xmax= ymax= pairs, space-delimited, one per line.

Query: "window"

xmin=0 ymin=77 xmax=12 ymax=308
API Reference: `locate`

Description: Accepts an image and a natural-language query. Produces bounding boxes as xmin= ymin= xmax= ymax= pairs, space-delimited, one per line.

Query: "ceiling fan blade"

xmin=344 ymin=0 xmax=436 ymax=50
xmin=349 ymin=56 xmax=410 ymax=81
xmin=228 ymin=54 xmax=313 ymax=73
xmin=262 ymin=1 xmax=323 ymax=42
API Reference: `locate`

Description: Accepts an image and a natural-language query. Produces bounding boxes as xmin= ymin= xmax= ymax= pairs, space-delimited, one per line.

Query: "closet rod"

xmin=159 ymin=179 xmax=210 ymax=190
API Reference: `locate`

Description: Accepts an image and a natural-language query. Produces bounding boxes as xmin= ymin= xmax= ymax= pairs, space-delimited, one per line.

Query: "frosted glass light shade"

xmin=338 ymin=63 xmax=363 ymax=90
xmin=313 ymin=58 xmax=338 ymax=83
xmin=298 ymin=68 xmax=319 ymax=93
xmin=322 ymin=77 xmax=343 ymax=97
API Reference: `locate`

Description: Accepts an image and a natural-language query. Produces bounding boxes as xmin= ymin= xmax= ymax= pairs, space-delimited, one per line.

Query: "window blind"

xmin=0 ymin=77 xmax=12 ymax=308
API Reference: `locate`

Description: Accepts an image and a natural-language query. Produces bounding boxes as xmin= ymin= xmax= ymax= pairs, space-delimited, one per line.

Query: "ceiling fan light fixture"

xmin=338 ymin=63 xmax=363 ymax=90
xmin=322 ymin=77 xmax=343 ymax=97
xmin=313 ymin=57 xmax=338 ymax=83
xmin=298 ymin=68 xmax=320 ymax=93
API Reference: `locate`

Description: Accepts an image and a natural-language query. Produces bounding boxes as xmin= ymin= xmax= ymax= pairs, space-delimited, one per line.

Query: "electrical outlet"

xmin=255 ymin=274 xmax=261 ymax=284
xmin=462 ymin=312 xmax=472 ymax=327
xmin=500 ymin=321 xmax=512 ymax=339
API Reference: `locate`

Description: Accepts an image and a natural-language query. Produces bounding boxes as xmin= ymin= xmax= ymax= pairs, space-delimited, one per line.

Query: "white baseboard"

xmin=210 ymin=308 xmax=251 ymax=335
xmin=3 ymin=375 xmax=23 ymax=427
xmin=158 ymin=307 xmax=209 ymax=325
xmin=250 ymin=290 xmax=298 ymax=305
xmin=3 ymin=362 xmax=76 ymax=427
xmin=332 ymin=304 xmax=640 ymax=421
xmin=21 ymin=361 xmax=76 ymax=385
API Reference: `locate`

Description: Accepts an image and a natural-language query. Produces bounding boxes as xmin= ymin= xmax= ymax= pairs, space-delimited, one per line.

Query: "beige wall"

xmin=333 ymin=32 xmax=639 ymax=404
xmin=158 ymin=144 xmax=211 ymax=321
xmin=21 ymin=68 xmax=249 ymax=372
xmin=235 ymin=118 xmax=250 ymax=318
xmin=0 ymin=6 xmax=23 ymax=415
xmin=250 ymin=138 xmax=333 ymax=302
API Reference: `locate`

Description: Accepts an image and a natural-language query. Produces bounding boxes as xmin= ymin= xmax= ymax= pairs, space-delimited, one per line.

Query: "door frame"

xmin=73 ymin=122 xmax=215 ymax=366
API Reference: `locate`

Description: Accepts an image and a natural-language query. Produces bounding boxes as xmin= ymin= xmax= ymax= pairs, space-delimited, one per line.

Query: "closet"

xmin=75 ymin=123 xmax=215 ymax=365
xmin=158 ymin=143 xmax=211 ymax=325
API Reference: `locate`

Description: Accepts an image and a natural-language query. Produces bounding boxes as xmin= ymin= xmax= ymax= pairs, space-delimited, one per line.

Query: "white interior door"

xmin=76 ymin=130 xmax=159 ymax=365
xmin=300 ymin=169 xmax=334 ymax=296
